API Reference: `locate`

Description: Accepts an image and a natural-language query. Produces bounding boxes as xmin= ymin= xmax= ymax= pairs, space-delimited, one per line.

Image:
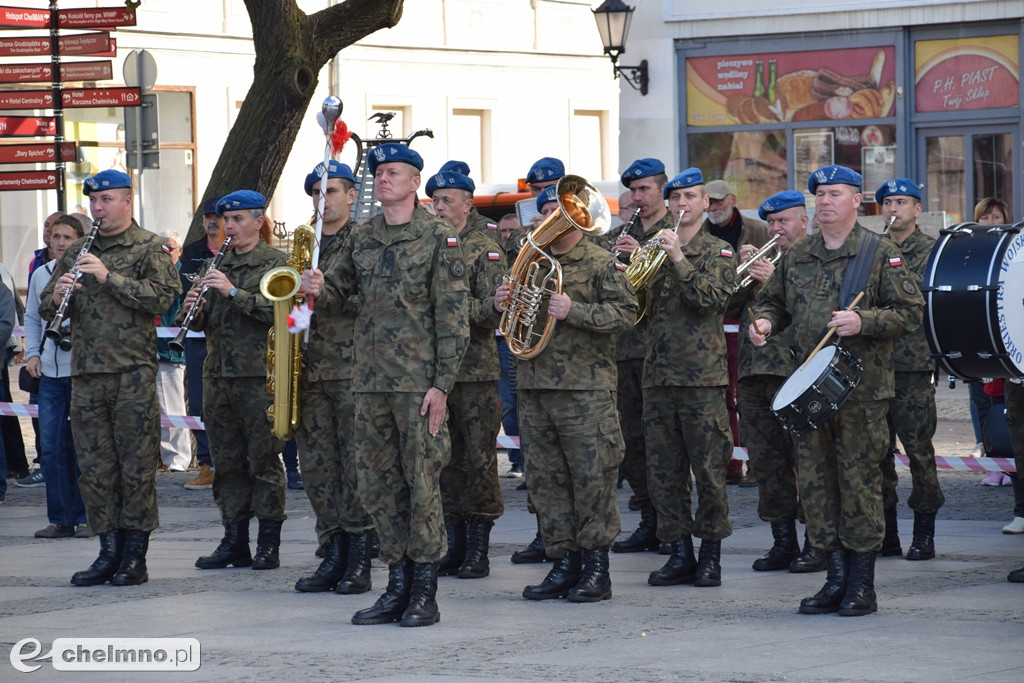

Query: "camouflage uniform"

xmin=39 ymin=221 xmax=180 ymax=533
xmin=517 ymin=238 xmax=636 ymax=554
xmin=318 ymin=204 xmax=469 ymax=565
xmin=295 ymin=224 xmax=372 ymax=546
xmin=180 ymin=240 xmax=286 ymax=525
xmin=881 ymin=228 xmax=944 ymax=515
xmin=753 ymin=223 xmax=924 ymax=553
xmin=440 ymin=220 xmax=506 ymax=522
xmin=643 ymin=229 xmax=736 ymax=542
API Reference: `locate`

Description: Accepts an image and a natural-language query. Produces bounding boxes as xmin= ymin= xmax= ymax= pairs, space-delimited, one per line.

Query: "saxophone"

xmin=260 ymin=225 xmax=315 ymax=441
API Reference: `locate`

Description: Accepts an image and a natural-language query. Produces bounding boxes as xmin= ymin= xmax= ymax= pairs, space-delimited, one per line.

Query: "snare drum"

xmin=923 ymin=222 xmax=1024 ymax=380
xmin=771 ymin=345 xmax=862 ymax=435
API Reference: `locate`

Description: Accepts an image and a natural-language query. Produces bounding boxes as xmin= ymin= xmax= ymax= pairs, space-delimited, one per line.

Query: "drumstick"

xmin=747 ymin=307 xmax=764 ymax=336
xmin=800 ymin=291 xmax=865 ymax=369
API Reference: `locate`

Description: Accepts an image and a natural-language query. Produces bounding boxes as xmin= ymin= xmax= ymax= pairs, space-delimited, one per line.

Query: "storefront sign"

xmin=686 ymin=46 xmax=896 ymax=127
xmin=914 ymin=35 xmax=1019 ymax=113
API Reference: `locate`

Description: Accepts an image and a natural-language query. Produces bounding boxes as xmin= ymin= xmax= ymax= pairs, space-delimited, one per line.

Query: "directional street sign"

xmin=58 ymin=7 xmax=136 ymax=29
xmin=0 ymin=60 xmax=115 ymax=84
xmin=0 ymin=116 xmax=56 ymax=137
xmin=62 ymin=87 xmax=141 ymax=108
xmin=0 ymin=32 xmax=111 ymax=57
xmin=0 ymin=90 xmax=53 ymax=110
xmin=0 ymin=170 xmax=57 ymax=191
xmin=0 ymin=142 xmax=76 ymax=165
xmin=0 ymin=5 xmax=49 ymax=28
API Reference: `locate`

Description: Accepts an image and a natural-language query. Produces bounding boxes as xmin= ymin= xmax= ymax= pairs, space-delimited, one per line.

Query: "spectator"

xmin=0 ymin=261 xmax=28 ymax=481
xmin=0 ymin=273 xmax=14 ymax=502
xmin=156 ymin=231 xmax=191 ymax=472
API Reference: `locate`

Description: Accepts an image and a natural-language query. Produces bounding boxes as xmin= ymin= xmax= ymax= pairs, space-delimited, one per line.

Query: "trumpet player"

xmin=39 ymin=170 xmax=180 ymax=587
xmin=292 ymin=161 xmax=375 ymax=595
xmin=875 ymin=178 xmax=942 ymax=561
xmin=180 ymin=190 xmax=288 ymax=573
xmin=644 ymin=168 xmax=737 ymax=588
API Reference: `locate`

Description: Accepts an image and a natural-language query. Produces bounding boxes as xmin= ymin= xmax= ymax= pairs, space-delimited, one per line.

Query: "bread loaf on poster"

xmin=752 ymin=96 xmax=780 ymax=122
xmin=849 ymin=89 xmax=883 ymax=118
xmin=774 ymin=70 xmax=817 ymax=121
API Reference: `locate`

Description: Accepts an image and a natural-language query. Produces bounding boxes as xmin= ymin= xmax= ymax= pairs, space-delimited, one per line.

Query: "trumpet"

xmin=734 ymin=234 xmax=782 ymax=292
xmin=626 ymin=209 xmax=685 ymax=323
xmin=610 ymin=206 xmax=642 ymax=257
xmin=45 ymin=218 xmax=100 ymax=343
xmin=169 ymin=236 xmax=233 ymax=353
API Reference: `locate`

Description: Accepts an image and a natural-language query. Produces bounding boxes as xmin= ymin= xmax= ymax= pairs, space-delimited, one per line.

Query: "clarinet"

xmin=169 ymin=236 xmax=233 ymax=353
xmin=612 ymin=206 xmax=643 ymax=257
xmin=44 ymin=218 xmax=100 ymax=343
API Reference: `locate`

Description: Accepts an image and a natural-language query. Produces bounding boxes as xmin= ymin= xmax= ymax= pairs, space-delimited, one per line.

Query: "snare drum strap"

xmin=839 ymin=227 xmax=881 ymax=310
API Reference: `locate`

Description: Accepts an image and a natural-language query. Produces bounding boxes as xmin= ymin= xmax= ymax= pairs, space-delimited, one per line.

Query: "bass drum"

xmin=923 ymin=222 xmax=1024 ymax=380
xmin=771 ymin=344 xmax=862 ymax=436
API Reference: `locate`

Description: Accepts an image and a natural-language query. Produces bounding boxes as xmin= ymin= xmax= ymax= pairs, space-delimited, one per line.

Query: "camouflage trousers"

xmin=881 ymin=371 xmax=944 ymax=514
xmin=204 ymin=376 xmax=286 ymax=525
xmin=354 ymin=391 xmax=450 ymax=565
xmin=1005 ymin=381 xmax=1024 ymax=477
xmin=295 ymin=378 xmax=372 ymax=546
xmin=738 ymin=375 xmax=802 ymax=523
xmin=644 ymin=385 xmax=733 ymax=542
xmin=616 ymin=358 xmax=648 ymax=502
xmin=796 ymin=399 xmax=888 ymax=554
xmin=519 ymin=389 xmax=623 ymax=554
xmin=71 ymin=369 xmax=161 ymax=533
xmin=440 ymin=381 xmax=503 ymax=522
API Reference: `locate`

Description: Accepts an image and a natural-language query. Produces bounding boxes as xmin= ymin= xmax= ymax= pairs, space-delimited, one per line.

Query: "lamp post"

xmin=592 ymin=0 xmax=648 ymax=96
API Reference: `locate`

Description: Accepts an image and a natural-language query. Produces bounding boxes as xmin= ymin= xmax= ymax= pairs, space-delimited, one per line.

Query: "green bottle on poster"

xmin=753 ymin=60 xmax=765 ymax=98
xmin=767 ymin=59 xmax=777 ymax=102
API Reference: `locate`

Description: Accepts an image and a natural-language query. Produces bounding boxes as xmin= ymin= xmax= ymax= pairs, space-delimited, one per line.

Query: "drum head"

xmin=998 ymin=230 xmax=1024 ymax=374
xmin=771 ymin=345 xmax=838 ymax=411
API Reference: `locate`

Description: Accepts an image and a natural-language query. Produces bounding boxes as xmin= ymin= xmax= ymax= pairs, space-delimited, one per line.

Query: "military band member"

xmin=610 ymin=158 xmax=674 ymax=555
xmin=427 ymin=166 xmax=507 ymax=579
xmin=643 ymin=169 xmax=737 ymax=588
xmin=40 ymin=169 xmax=181 ymax=586
xmin=750 ymin=165 xmax=924 ymax=616
xmin=526 ymin=156 xmax=564 ymax=197
xmin=304 ymin=143 xmax=470 ymax=627
xmin=183 ymin=190 xmax=288 ymax=572
xmin=494 ymin=187 xmax=637 ymax=602
xmin=875 ymin=178 xmax=942 ymax=561
xmin=293 ymin=161 xmax=375 ymax=594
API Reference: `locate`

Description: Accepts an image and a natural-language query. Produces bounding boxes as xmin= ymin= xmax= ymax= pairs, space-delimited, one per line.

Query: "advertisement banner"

xmin=914 ymin=35 xmax=1019 ymax=113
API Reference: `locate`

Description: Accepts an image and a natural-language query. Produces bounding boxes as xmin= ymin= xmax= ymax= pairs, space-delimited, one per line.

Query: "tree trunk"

xmin=183 ymin=0 xmax=403 ymax=246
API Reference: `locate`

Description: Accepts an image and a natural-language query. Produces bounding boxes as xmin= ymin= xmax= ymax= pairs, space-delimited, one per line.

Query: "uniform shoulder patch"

xmin=450 ymin=259 xmax=467 ymax=278
xmin=720 ymin=248 xmax=734 ymax=258
xmin=614 ymin=262 xmax=626 ymax=272
xmin=900 ymin=278 xmax=917 ymax=295
xmin=446 ymin=236 xmax=459 ymax=247
xmin=723 ymin=268 xmax=735 ymax=284
xmin=487 ymin=251 xmax=501 ymax=261
xmin=486 ymin=222 xmax=498 ymax=231
xmin=889 ymin=256 xmax=903 ymax=267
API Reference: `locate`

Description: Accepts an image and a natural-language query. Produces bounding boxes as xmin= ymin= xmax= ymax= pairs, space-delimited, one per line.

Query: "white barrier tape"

xmin=723 ymin=324 xmax=740 ymax=334
xmin=11 ymin=326 xmax=203 ymax=339
xmin=0 ymin=402 xmax=204 ymax=431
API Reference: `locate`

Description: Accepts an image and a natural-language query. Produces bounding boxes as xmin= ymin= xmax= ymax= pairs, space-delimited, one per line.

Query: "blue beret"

xmin=758 ymin=190 xmax=806 ymax=220
xmin=808 ymin=165 xmax=862 ymax=193
xmin=304 ymin=161 xmax=356 ymax=196
xmin=621 ymin=158 xmax=666 ymax=187
xmin=368 ymin=143 xmax=424 ymax=175
xmin=425 ymin=171 xmax=475 ymax=198
xmin=527 ymin=157 xmax=565 ymax=184
xmin=874 ymin=177 xmax=921 ymax=204
xmin=83 ymin=169 xmax=131 ymax=195
xmin=216 ymin=190 xmax=266 ymax=215
xmin=662 ymin=167 xmax=704 ymax=199
xmin=201 ymin=196 xmax=220 ymax=215
xmin=439 ymin=160 xmax=471 ymax=176
xmin=536 ymin=185 xmax=558 ymax=214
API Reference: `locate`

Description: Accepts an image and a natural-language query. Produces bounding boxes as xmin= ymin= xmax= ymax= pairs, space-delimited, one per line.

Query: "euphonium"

xmin=499 ymin=174 xmax=612 ymax=359
xmin=626 ymin=209 xmax=685 ymax=323
xmin=261 ymin=224 xmax=315 ymax=441
xmin=733 ymin=234 xmax=782 ymax=292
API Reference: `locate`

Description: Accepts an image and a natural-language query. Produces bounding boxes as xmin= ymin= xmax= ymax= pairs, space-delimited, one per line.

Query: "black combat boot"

xmin=789 ymin=532 xmax=826 ymax=573
xmin=352 ymin=560 xmax=412 ymax=625
xmin=71 ymin=530 xmax=124 ymax=586
xmin=458 ymin=520 xmax=492 ymax=579
xmin=799 ymin=549 xmax=848 ymax=614
xmin=195 ymin=521 xmax=252 ymax=569
xmin=295 ymin=532 xmax=347 ymax=592
xmin=880 ymin=507 xmax=902 ymax=557
xmin=694 ymin=539 xmax=722 ymax=587
xmin=511 ymin=518 xmax=551 ymax=564
xmin=252 ymin=519 xmax=283 ymax=570
xmin=367 ymin=528 xmax=380 ymax=558
xmin=838 ymin=551 xmax=877 ymax=616
xmin=752 ymin=518 xmax=800 ymax=571
xmin=905 ymin=512 xmax=936 ymax=561
xmin=648 ymin=536 xmax=697 ymax=586
xmin=438 ymin=519 xmax=467 ymax=576
xmin=522 ymin=550 xmax=583 ymax=600
xmin=111 ymin=530 xmax=150 ymax=586
xmin=400 ymin=562 xmax=441 ymax=627
xmin=336 ymin=532 xmax=373 ymax=594
xmin=567 ymin=547 xmax=612 ymax=602
xmin=611 ymin=500 xmax=659 ymax=553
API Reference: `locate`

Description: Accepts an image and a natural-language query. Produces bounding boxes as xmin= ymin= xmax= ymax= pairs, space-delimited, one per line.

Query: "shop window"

xmin=688 ymin=130 xmax=786 ymax=210
xmin=793 ymin=124 xmax=896 ymax=209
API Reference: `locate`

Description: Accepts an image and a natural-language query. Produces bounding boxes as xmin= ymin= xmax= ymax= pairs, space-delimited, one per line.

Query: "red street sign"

xmin=0 ymin=5 xmax=50 ymax=28
xmin=0 ymin=60 xmax=114 ymax=84
xmin=62 ymin=87 xmax=141 ymax=108
xmin=0 ymin=142 xmax=76 ymax=165
xmin=0 ymin=170 xmax=57 ymax=191
xmin=0 ymin=90 xmax=53 ymax=110
xmin=58 ymin=7 xmax=136 ymax=29
xmin=62 ymin=60 xmax=113 ymax=81
xmin=0 ymin=32 xmax=111 ymax=57
xmin=0 ymin=116 xmax=56 ymax=136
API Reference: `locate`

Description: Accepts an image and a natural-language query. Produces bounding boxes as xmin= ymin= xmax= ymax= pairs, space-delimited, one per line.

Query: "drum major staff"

xmin=749 ymin=165 xmax=923 ymax=617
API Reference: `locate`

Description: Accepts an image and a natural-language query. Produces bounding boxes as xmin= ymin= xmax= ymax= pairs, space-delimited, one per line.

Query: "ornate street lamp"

xmin=592 ymin=0 xmax=648 ymax=96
